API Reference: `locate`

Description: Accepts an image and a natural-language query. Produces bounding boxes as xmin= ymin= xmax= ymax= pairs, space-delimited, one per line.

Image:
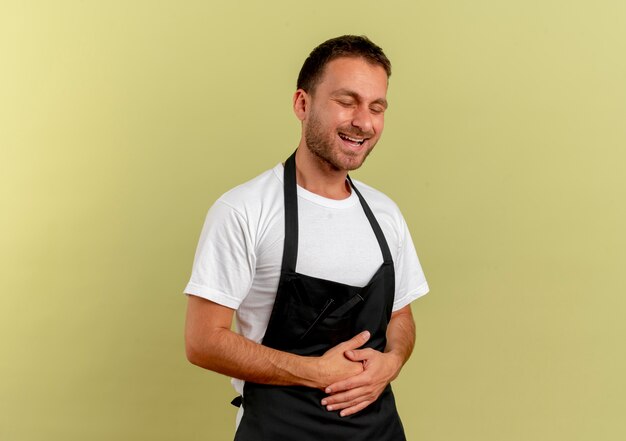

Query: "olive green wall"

xmin=1 ymin=1 xmax=625 ymax=440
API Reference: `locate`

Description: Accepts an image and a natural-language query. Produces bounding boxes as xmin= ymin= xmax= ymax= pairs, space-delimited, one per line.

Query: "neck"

xmin=293 ymin=144 xmax=351 ymax=200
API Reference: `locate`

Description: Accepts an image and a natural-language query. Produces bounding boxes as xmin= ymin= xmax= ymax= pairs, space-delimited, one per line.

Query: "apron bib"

xmin=234 ymin=151 xmax=406 ymax=441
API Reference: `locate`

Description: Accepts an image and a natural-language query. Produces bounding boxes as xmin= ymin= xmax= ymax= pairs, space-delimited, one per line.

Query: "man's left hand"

xmin=320 ymin=348 xmax=403 ymax=417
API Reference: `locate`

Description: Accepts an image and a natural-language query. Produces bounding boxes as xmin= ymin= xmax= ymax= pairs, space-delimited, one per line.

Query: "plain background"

xmin=1 ymin=1 xmax=625 ymax=440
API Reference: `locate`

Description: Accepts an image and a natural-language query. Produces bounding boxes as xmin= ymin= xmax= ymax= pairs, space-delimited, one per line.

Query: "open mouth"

xmin=338 ymin=132 xmax=366 ymax=147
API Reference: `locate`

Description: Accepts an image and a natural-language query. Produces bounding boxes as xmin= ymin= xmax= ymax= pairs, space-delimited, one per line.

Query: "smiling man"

xmin=184 ymin=35 xmax=429 ymax=440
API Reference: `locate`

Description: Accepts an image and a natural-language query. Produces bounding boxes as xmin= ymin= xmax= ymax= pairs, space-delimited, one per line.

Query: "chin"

xmin=340 ymin=149 xmax=374 ymax=171
xmin=336 ymin=155 xmax=368 ymax=172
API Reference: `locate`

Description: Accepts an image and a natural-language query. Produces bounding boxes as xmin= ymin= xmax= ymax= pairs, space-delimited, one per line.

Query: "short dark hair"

xmin=297 ymin=35 xmax=392 ymax=94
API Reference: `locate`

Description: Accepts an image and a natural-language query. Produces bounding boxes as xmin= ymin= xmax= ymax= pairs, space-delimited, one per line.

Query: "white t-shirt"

xmin=184 ymin=163 xmax=429 ymax=396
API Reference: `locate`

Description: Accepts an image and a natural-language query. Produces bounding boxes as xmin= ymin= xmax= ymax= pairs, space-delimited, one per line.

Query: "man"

xmin=184 ymin=35 xmax=429 ymax=440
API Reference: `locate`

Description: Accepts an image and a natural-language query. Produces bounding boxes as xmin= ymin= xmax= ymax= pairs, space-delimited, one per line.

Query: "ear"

xmin=293 ymin=89 xmax=309 ymax=121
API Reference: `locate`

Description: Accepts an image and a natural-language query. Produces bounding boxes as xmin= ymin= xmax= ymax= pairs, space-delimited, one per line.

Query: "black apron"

xmin=234 ymin=151 xmax=406 ymax=441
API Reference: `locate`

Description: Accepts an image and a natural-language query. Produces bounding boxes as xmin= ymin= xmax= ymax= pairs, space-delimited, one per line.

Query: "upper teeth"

xmin=340 ymin=134 xmax=364 ymax=143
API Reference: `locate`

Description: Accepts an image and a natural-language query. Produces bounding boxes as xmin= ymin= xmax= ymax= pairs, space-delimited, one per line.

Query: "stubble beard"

xmin=304 ymin=111 xmax=376 ymax=172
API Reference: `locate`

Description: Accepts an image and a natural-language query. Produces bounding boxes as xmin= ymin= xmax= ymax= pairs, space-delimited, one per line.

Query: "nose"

xmin=351 ymin=105 xmax=374 ymax=135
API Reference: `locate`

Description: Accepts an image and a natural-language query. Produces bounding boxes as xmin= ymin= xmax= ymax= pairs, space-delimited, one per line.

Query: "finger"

xmin=344 ymin=348 xmax=374 ymax=362
xmin=325 ymin=371 xmax=370 ymax=394
xmin=322 ymin=387 xmax=370 ymax=410
xmin=321 ymin=386 xmax=367 ymax=408
xmin=339 ymin=399 xmax=373 ymax=417
xmin=339 ymin=330 xmax=370 ymax=351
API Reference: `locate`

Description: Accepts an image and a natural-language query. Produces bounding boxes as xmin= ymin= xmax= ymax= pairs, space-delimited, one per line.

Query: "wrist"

xmin=294 ymin=355 xmax=325 ymax=389
xmin=384 ymin=350 xmax=405 ymax=380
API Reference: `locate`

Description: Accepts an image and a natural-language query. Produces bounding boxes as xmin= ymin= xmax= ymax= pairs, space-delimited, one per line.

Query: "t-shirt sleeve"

xmin=392 ymin=217 xmax=429 ymax=311
xmin=183 ymin=200 xmax=256 ymax=309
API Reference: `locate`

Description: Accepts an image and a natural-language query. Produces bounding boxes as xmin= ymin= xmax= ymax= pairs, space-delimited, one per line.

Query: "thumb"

xmin=344 ymin=348 xmax=370 ymax=362
xmin=342 ymin=330 xmax=370 ymax=351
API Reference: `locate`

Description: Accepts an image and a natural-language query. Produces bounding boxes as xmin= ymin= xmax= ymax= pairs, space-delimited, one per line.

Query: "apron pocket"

xmin=286 ymin=300 xmax=331 ymax=340
xmin=282 ymin=292 xmax=366 ymax=352
xmin=295 ymin=294 xmax=365 ymax=347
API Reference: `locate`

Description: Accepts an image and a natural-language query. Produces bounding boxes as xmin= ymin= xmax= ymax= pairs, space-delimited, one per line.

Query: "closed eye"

xmin=335 ymin=99 xmax=355 ymax=107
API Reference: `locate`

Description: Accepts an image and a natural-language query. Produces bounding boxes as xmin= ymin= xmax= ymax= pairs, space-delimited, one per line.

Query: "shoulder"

xmin=203 ymin=164 xmax=284 ymax=247
xmin=350 ymin=178 xmax=403 ymax=220
xmin=216 ymin=164 xmax=284 ymax=217
xmin=350 ymin=178 xmax=409 ymax=249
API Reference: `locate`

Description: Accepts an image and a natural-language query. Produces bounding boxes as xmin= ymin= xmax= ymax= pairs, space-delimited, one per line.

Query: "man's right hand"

xmin=312 ymin=331 xmax=370 ymax=389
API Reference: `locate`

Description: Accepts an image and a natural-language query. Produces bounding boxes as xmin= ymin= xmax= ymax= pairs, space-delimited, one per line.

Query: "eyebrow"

xmin=332 ymin=88 xmax=389 ymax=109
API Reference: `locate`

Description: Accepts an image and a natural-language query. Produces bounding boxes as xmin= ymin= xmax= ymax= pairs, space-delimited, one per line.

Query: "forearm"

xmin=383 ymin=306 xmax=416 ymax=379
xmin=186 ymin=326 xmax=321 ymax=388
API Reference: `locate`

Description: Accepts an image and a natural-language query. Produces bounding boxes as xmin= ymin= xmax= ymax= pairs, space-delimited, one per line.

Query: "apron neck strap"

xmin=281 ymin=151 xmax=300 ymax=273
xmin=346 ymin=174 xmax=394 ymax=264
xmin=281 ymin=150 xmax=393 ymax=274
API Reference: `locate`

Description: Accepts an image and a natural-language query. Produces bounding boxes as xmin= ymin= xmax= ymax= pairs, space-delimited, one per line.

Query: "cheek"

xmin=333 ymin=108 xmax=355 ymax=124
xmin=374 ymin=118 xmax=385 ymax=134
